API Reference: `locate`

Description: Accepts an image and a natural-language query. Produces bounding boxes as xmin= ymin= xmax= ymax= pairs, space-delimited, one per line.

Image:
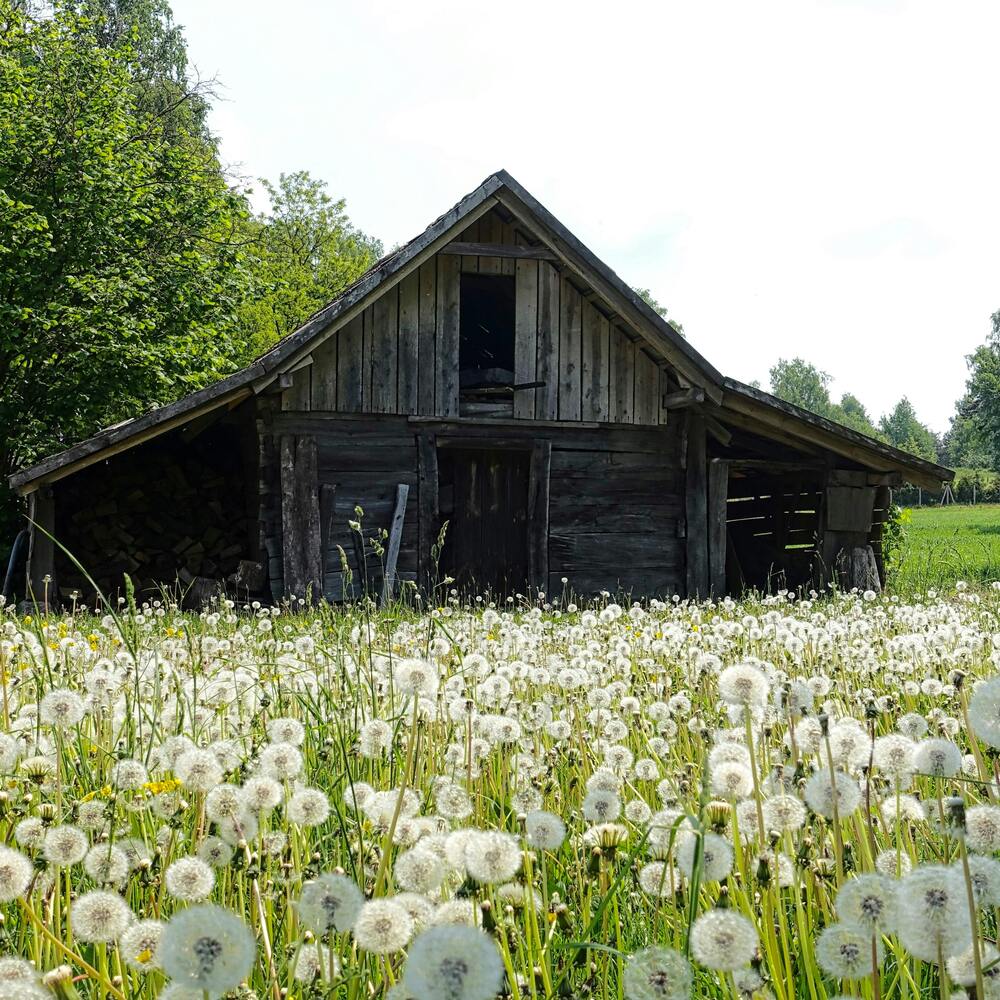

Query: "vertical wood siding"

xmin=285 ymin=208 xmax=669 ymax=425
xmin=260 ymin=413 xmax=685 ymax=601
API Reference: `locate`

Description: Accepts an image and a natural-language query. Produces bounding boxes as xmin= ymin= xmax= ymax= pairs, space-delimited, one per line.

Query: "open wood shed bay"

xmin=9 ymin=172 xmax=953 ymax=606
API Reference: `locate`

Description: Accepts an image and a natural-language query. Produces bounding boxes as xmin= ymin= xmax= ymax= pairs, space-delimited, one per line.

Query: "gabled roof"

xmin=9 ymin=170 xmax=951 ymax=494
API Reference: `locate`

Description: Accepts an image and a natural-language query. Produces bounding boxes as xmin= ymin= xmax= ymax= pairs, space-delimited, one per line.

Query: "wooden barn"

xmin=8 ymin=171 xmax=952 ymax=606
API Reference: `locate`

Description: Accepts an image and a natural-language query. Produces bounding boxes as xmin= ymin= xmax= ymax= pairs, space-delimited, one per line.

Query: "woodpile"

xmin=55 ymin=431 xmax=258 ymax=602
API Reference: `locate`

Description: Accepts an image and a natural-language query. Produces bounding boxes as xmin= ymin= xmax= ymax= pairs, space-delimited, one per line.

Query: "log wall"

xmin=259 ymin=410 xmax=686 ymax=601
xmin=280 ymin=209 xmax=670 ymax=427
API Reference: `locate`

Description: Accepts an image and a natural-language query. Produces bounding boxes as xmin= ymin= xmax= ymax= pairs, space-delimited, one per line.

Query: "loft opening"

xmin=459 ymin=273 xmax=516 ymax=392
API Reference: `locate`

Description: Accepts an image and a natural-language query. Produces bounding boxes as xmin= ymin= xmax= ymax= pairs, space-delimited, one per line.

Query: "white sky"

xmin=171 ymin=0 xmax=1000 ymax=433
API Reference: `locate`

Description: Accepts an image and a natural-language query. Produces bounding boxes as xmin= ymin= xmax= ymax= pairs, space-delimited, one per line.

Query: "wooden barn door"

xmin=440 ymin=447 xmax=530 ymax=595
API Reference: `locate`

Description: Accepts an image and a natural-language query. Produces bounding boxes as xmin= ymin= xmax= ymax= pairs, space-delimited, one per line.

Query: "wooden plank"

xmin=397 ymin=272 xmax=419 ymax=415
xmin=536 ymin=262 xmax=560 ymax=420
xmin=362 ymin=305 xmax=375 ymax=410
xmin=310 ymin=335 xmax=337 ymax=411
xmin=381 ymin=484 xmax=410 ymax=603
xmin=708 ymin=460 xmax=728 ymax=596
xmin=336 ymin=315 xmax=364 ymax=413
xmin=281 ymin=367 xmax=311 ymax=412
xmin=498 ymin=221 xmax=517 ymax=275
xmin=609 ymin=327 xmax=634 ymax=423
xmin=26 ymin=488 xmax=56 ymax=608
xmin=514 ymin=259 xmax=538 ymax=419
xmin=478 ymin=214 xmax=501 ymax=275
xmin=459 ymin=218 xmax=479 ymax=273
xmin=435 ymin=255 xmax=461 ymax=417
xmin=280 ymin=435 xmax=322 ymax=601
xmin=528 ymin=441 xmax=552 ymax=591
xmin=634 ymin=349 xmax=658 ymax=425
xmin=685 ymin=413 xmax=709 ymax=597
xmin=417 ymin=433 xmax=440 ymax=593
xmin=581 ymin=303 xmax=610 ymax=421
xmin=371 ymin=287 xmax=398 ymax=413
xmin=417 ymin=261 xmax=436 ymax=415
xmin=827 ymin=469 xmax=868 ymax=487
xmin=440 ymin=241 xmax=558 ymax=260
xmin=825 ymin=485 xmax=876 ymax=532
xmin=559 ymin=277 xmax=582 ymax=421
xmin=319 ymin=483 xmax=337 ymax=596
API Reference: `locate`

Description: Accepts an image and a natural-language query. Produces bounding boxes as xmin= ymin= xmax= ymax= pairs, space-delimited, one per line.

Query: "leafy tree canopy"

xmin=954 ymin=310 xmax=1000 ymax=469
xmin=0 ymin=1 xmax=382 ymax=547
xmin=878 ymin=398 xmax=939 ymax=463
xmin=0 ymin=0 xmax=253 ymax=482
xmin=768 ymin=358 xmax=835 ymax=417
xmin=237 ymin=171 xmax=382 ymax=359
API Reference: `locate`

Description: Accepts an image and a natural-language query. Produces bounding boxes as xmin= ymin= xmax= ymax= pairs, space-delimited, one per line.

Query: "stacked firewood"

xmin=56 ymin=434 xmax=258 ymax=602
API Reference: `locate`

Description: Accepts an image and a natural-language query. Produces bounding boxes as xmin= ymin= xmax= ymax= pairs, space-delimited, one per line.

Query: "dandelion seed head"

xmin=71 ymin=890 xmax=133 ymax=942
xmin=690 ymin=909 xmax=758 ymax=971
xmin=353 ymin=898 xmax=415 ymax=954
xmin=402 ymin=925 xmax=503 ymax=1000
xmin=165 ymin=856 xmax=215 ymax=902
xmin=623 ymin=945 xmax=692 ymax=1000
xmin=159 ymin=904 xmax=255 ymax=997
xmin=296 ymin=873 xmax=364 ymax=934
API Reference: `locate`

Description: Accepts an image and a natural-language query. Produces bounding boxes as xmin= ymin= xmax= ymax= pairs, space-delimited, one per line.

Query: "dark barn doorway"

xmin=438 ymin=447 xmax=529 ymax=595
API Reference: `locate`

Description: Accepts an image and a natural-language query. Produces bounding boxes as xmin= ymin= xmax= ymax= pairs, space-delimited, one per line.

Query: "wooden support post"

xmin=708 ymin=460 xmax=728 ymax=597
xmin=25 ymin=487 xmax=56 ymax=610
xmin=528 ymin=440 xmax=552 ymax=592
xmin=279 ymin=435 xmax=322 ymax=602
xmin=685 ymin=413 xmax=709 ymax=598
xmin=381 ymin=484 xmax=410 ymax=604
xmin=417 ymin=433 xmax=439 ymax=595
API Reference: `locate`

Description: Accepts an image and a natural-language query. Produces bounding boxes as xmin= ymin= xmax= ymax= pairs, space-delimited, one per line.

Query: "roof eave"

xmin=721 ymin=378 xmax=954 ymax=491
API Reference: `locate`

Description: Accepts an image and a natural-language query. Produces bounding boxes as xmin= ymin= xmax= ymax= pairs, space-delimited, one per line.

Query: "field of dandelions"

xmin=7 ymin=584 xmax=1000 ymax=1000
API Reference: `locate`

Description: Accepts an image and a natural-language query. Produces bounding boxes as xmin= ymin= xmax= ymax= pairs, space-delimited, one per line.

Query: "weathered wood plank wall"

xmin=259 ymin=412 xmax=686 ymax=601
xmin=281 ymin=209 xmax=668 ymax=427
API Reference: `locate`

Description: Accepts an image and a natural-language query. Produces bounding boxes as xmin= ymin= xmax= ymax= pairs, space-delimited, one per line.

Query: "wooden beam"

xmin=723 ymin=458 xmax=827 ymax=472
xmin=685 ymin=413 xmax=709 ymax=598
xmin=704 ymin=414 xmax=733 ymax=447
xmin=662 ymin=388 xmax=705 ymax=409
xmin=708 ymin=460 xmax=728 ymax=597
xmin=440 ymin=241 xmax=557 ymax=260
xmin=381 ymin=484 xmax=409 ymax=604
xmin=279 ymin=435 xmax=322 ymax=601
xmin=528 ymin=441 xmax=552 ymax=592
xmin=26 ymin=488 xmax=56 ymax=609
xmin=417 ymin=433 xmax=439 ymax=595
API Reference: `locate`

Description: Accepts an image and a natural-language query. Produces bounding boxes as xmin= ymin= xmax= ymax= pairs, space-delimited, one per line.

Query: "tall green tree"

xmin=0 ymin=0 xmax=253 ymax=537
xmin=941 ymin=400 xmax=990 ymax=469
xmin=237 ymin=171 xmax=382 ymax=358
xmin=834 ymin=393 xmax=883 ymax=439
xmin=879 ymin=398 xmax=939 ymax=462
xmin=768 ymin=358 xmax=835 ymax=417
xmin=957 ymin=310 xmax=1000 ymax=468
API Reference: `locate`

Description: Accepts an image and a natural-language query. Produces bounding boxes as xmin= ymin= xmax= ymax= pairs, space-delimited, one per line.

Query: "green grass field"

xmin=895 ymin=502 xmax=1000 ymax=591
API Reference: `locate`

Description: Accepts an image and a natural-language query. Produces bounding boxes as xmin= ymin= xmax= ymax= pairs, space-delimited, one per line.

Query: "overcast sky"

xmin=171 ymin=0 xmax=1000 ymax=433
